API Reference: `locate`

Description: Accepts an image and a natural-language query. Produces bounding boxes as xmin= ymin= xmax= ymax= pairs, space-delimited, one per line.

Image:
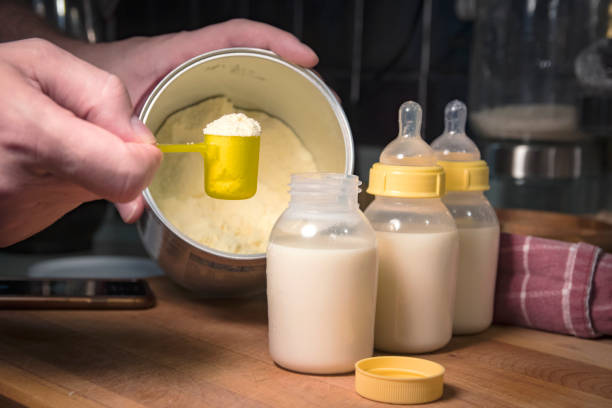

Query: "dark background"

xmin=109 ymin=0 xmax=472 ymax=147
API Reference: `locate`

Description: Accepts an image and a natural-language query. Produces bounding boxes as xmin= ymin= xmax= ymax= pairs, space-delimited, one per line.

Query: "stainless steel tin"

xmin=137 ymin=48 xmax=354 ymax=297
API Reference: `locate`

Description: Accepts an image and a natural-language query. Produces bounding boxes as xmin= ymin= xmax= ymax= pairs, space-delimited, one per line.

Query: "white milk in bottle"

xmin=266 ymin=174 xmax=378 ymax=374
xmin=365 ymin=101 xmax=459 ymax=353
xmin=431 ymin=100 xmax=500 ymax=335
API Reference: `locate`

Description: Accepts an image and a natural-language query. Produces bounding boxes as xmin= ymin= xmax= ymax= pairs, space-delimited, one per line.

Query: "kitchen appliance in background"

xmin=575 ymin=1 xmax=612 ymax=212
xmin=31 ymin=0 xmax=118 ymax=43
xmin=468 ymin=0 xmax=609 ymax=214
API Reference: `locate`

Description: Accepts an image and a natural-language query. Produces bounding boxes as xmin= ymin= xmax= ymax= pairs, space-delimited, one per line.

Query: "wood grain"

xmin=496 ymin=208 xmax=612 ymax=251
xmin=0 ymin=277 xmax=610 ymax=407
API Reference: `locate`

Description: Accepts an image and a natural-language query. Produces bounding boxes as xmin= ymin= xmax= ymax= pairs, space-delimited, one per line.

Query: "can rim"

xmin=139 ymin=47 xmax=353 ymax=260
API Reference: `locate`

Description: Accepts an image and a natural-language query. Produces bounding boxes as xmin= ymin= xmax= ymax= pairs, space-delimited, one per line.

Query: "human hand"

xmin=0 ymin=39 xmax=162 ymax=247
xmin=71 ymin=19 xmax=319 ymax=108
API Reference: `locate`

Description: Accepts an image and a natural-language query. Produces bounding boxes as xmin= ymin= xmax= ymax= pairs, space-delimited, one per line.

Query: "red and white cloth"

xmin=494 ymin=233 xmax=612 ymax=338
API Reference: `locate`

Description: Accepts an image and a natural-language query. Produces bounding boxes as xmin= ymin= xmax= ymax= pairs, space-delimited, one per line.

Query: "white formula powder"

xmin=203 ymin=112 xmax=261 ymax=136
xmin=267 ymin=240 xmax=378 ymax=374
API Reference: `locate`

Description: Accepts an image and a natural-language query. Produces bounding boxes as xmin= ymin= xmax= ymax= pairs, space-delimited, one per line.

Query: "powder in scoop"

xmin=203 ymin=112 xmax=261 ymax=136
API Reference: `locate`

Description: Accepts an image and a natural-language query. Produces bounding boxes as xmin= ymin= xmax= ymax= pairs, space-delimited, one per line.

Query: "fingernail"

xmin=301 ymin=44 xmax=319 ymax=66
xmin=126 ymin=200 xmax=139 ymax=221
xmin=131 ymin=116 xmax=156 ymax=144
xmin=116 ymin=200 xmax=140 ymax=223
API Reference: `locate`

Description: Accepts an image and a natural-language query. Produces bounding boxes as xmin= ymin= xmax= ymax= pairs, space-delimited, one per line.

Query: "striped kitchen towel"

xmin=494 ymin=233 xmax=611 ymax=338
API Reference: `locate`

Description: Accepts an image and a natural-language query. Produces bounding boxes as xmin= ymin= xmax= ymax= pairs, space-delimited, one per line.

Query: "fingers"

xmin=225 ymin=19 xmax=319 ymax=67
xmin=31 ymin=91 xmax=162 ymax=203
xmin=189 ymin=19 xmax=319 ymax=68
xmin=114 ymin=196 xmax=145 ymax=223
xmin=4 ymin=39 xmax=161 ymax=207
xmin=63 ymin=19 xmax=320 ymax=111
xmin=6 ymin=39 xmax=154 ymax=144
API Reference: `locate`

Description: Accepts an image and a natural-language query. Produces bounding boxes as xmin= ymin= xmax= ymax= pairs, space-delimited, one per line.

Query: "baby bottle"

xmin=266 ymin=173 xmax=378 ymax=374
xmin=431 ymin=100 xmax=500 ymax=335
xmin=365 ymin=101 xmax=459 ymax=353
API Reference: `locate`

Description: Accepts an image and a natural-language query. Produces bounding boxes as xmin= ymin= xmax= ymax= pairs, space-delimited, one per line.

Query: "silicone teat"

xmin=157 ymin=134 xmax=260 ymax=200
xmin=431 ymin=100 xmax=480 ymax=161
xmin=380 ymin=101 xmax=437 ymax=166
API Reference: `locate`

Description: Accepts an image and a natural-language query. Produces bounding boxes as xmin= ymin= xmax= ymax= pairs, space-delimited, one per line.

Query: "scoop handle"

xmin=157 ymin=143 xmax=207 ymax=154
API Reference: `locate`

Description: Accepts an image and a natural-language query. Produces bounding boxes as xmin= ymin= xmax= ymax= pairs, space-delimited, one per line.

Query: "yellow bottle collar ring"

xmin=437 ymin=160 xmax=489 ymax=192
xmin=367 ymin=163 xmax=445 ymax=198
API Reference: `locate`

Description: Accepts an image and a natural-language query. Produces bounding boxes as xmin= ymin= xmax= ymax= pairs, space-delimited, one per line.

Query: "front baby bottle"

xmin=431 ymin=100 xmax=500 ymax=335
xmin=365 ymin=101 xmax=459 ymax=353
xmin=266 ymin=173 xmax=378 ymax=374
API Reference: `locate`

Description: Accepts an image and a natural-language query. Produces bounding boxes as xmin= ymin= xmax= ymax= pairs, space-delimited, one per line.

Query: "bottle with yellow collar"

xmin=365 ymin=101 xmax=459 ymax=353
xmin=431 ymin=100 xmax=500 ymax=335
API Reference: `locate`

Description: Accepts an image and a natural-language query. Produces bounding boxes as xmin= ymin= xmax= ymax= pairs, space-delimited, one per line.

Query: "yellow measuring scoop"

xmin=157 ymin=134 xmax=260 ymax=200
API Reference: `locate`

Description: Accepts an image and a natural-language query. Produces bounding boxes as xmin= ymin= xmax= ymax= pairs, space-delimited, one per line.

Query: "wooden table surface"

xmin=0 ymin=277 xmax=610 ymax=408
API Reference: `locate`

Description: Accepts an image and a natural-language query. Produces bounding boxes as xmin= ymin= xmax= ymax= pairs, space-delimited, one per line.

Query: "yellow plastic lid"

xmin=438 ymin=160 xmax=489 ymax=192
xmin=355 ymin=356 xmax=445 ymax=405
xmin=367 ymin=163 xmax=445 ymax=198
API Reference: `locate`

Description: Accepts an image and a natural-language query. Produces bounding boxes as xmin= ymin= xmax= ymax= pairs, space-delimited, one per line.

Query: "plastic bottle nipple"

xmin=380 ymin=101 xmax=437 ymax=166
xmin=431 ymin=100 xmax=480 ymax=161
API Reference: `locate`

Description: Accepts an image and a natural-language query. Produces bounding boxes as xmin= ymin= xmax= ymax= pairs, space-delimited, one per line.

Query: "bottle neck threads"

xmin=289 ymin=173 xmax=360 ymax=211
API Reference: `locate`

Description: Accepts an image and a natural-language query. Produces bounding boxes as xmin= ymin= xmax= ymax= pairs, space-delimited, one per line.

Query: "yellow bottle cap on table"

xmin=355 ymin=356 xmax=445 ymax=404
xmin=438 ymin=160 xmax=489 ymax=192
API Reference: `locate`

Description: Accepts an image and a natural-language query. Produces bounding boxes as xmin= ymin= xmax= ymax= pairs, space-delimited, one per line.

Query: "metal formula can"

xmin=137 ymin=48 xmax=353 ymax=297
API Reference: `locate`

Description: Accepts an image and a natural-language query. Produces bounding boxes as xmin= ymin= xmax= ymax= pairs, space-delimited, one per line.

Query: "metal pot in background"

xmin=138 ymin=48 xmax=354 ymax=297
xmin=483 ymin=140 xmax=605 ymax=214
